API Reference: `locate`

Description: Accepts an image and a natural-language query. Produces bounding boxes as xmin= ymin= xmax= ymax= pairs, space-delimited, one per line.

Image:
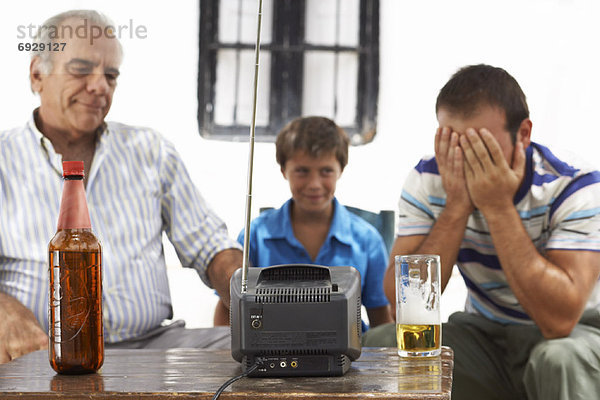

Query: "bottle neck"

xmin=57 ymin=176 xmax=91 ymax=230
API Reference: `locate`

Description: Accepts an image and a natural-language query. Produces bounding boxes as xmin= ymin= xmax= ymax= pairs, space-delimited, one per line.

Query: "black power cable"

xmin=212 ymin=363 xmax=259 ymax=400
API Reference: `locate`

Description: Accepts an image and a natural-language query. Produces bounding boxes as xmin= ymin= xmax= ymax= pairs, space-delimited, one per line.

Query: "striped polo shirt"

xmin=397 ymin=142 xmax=600 ymax=324
xmin=0 ymin=114 xmax=240 ymax=342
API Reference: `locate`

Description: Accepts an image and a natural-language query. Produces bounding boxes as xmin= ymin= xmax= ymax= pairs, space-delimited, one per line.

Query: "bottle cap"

xmin=62 ymin=161 xmax=84 ymax=177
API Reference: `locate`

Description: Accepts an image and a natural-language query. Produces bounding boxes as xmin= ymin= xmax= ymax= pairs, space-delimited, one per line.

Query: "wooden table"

xmin=0 ymin=347 xmax=453 ymax=399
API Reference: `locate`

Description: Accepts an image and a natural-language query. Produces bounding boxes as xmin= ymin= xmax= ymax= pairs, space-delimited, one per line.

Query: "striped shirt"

xmin=0 ymin=115 xmax=241 ymax=342
xmin=398 ymin=142 xmax=600 ymax=324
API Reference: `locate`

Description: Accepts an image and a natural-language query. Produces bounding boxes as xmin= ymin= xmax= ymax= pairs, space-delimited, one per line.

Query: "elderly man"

xmin=364 ymin=64 xmax=600 ymax=400
xmin=0 ymin=10 xmax=241 ymax=364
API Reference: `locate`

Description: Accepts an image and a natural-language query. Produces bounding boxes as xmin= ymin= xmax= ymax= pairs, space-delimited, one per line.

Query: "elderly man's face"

xmin=32 ymin=18 xmax=122 ymax=136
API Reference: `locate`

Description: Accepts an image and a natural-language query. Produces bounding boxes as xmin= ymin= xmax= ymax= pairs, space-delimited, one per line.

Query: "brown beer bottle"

xmin=48 ymin=161 xmax=103 ymax=374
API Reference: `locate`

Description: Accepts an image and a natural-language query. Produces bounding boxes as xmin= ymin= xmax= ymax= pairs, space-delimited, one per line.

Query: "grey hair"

xmin=32 ymin=10 xmax=123 ymax=74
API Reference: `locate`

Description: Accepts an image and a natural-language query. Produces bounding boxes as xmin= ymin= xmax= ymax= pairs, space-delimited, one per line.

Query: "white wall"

xmin=1 ymin=0 xmax=599 ymax=326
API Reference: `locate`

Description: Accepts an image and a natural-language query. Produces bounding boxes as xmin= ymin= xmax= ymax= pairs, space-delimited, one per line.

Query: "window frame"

xmin=198 ymin=0 xmax=379 ymax=144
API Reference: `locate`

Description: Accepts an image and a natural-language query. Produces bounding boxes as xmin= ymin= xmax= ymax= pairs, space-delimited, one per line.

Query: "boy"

xmin=214 ymin=116 xmax=392 ymax=329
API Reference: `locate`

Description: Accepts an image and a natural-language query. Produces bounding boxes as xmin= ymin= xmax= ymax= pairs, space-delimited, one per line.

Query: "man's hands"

xmin=437 ymin=125 xmax=526 ymax=215
xmin=459 ymin=128 xmax=526 ymax=213
xmin=435 ymin=127 xmax=474 ymax=216
xmin=0 ymin=293 xmax=48 ymax=364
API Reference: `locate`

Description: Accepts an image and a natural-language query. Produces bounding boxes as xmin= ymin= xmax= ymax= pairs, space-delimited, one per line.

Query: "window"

xmin=198 ymin=0 xmax=379 ymax=144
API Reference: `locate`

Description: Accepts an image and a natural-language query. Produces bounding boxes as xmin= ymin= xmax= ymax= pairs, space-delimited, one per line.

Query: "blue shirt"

xmin=237 ymin=198 xmax=389 ymax=312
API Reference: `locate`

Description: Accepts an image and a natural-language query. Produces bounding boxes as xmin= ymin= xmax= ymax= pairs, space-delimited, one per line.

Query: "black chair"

xmin=259 ymin=206 xmax=395 ymax=255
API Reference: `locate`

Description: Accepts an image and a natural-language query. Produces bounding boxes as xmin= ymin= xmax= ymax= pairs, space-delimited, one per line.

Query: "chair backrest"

xmin=259 ymin=206 xmax=395 ymax=255
xmin=344 ymin=206 xmax=395 ymax=255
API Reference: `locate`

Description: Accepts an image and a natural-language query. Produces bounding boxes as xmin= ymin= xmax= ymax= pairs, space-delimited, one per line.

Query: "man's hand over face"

xmin=460 ymin=128 xmax=526 ymax=214
xmin=435 ymin=127 xmax=474 ymax=216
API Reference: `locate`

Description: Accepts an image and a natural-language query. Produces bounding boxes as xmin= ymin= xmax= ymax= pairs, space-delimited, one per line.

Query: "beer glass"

xmin=395 ymin=255 xmax=441 ymax=357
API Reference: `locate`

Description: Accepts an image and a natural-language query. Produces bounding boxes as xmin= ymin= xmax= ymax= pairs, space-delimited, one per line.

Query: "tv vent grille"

xmin=259 ymin=349 xmax=328 ymax=356
xmin=255 ymin=287 xmax=331 ymax=303
xmin=260 ymin=266 xmax=330 ymax=281
xmin=242 ymin=356 xmax=254 ymax=369
xmin=356 ymin=295 xmax=362 ymax=335
xmin=337 ymin=355 xmax=349 ymax=368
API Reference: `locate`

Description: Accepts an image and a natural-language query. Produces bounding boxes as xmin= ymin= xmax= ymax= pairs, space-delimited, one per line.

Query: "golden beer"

xmin=396 ymin=323 xmax=441 ymax=357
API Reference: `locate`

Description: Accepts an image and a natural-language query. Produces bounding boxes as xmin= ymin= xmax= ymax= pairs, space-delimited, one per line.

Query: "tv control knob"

xmin=251 ymin=319 xmax=262 ymax=329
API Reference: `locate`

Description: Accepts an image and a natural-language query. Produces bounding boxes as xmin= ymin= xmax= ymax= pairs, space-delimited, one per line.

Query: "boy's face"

xmin=282 ymin=150 xmax=342 ymax=215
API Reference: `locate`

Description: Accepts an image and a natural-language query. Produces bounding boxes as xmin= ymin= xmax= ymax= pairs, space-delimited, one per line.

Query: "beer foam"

xmin=398 ymin=293 xmax=440 ymax=325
